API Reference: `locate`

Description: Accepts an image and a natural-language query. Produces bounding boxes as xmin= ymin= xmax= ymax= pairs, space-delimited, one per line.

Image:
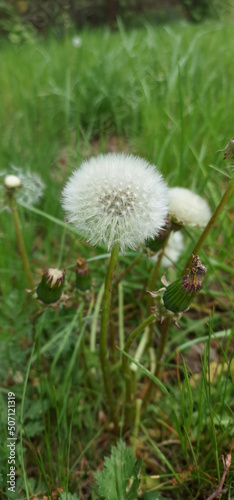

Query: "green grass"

xmin=0 ymin=19 xmax=233 ymax=500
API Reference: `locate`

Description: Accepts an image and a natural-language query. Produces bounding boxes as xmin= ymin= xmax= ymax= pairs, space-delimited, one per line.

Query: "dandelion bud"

xmin=4 ymin=175 xmax=22 ymax=190
xmin=36 ymin=268 xmax=65 ymax=304
xmin=168 ymin=187 xmax=211 ymax=228
xmin=75 ymin=257 xmax=91 ymax=291
xmin=163 ymin=255 xmax=207 ymax=313
xmin=217 ymin=137 xmax=234 ymax=161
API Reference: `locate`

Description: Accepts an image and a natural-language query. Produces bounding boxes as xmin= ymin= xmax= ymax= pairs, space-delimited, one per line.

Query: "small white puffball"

xmin=168 ymin=187 xmax=211 ymax=228
xmin=151 ymin=231 xmax=184 ymax=268
xmin=72 ymin=36 xmax=82 ymax=48
xmin=4 ymin=175 xmax=21 ymax=189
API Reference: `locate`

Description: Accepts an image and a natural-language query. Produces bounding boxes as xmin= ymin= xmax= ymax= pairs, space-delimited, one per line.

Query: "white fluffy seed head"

xmin=62 ymin=153 xmax=169 ymax=252
xmin=72 ymin=36 xmax=82 ymax=48
xmin=168 ymin=187 xmax=211 ymax=228
xmin=151 ymin=231 xmax=184 ymax=268
xmin=4 ymin=175 xmax=21 ymax=189
xmin=1 ymin=165 xmax=45 ymax=207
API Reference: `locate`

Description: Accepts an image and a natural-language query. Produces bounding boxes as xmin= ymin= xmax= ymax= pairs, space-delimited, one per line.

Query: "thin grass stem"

xmin=9 ymin=195 xmax=34 ymax=291
xmin=122 ymin=313 xmax=155 ymax=425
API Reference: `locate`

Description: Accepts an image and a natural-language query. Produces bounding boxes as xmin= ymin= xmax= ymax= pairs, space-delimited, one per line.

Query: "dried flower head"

xmin=163 ymin=255 xmax=207 ymax=313
xmin=62 ymin=153 xmax=168 ymax=252
xmin=1 ymin=165 xmax=45 ymax=209
xmin=149 ymin=255 xmax=207 ymax=324
xmin=75 ymin=257 xmax=91 ymax=291
xmin=168 ymin=187 xmax=211 ymax=228
xmin=217 ymin=137 xmax=234 ymax=161
xmin=150 ymin=230 xmax=184 ymax=268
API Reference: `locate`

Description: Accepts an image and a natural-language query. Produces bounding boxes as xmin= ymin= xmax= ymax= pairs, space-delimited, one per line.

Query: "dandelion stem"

xmin=100 ymin=242 xmax=120 ymax=432
xmin=131 ymin=399 xmax=142 ymax=456
xmin=147 ymin=236 xmax=170 ymax=343
xmin=182 ymin=176 xmax=234 ymax=274
xmin=9 ymin=194 xmax=34 ymax=291
xmin=142 ymin=316 xmax=171 ymax=407
xmin=122 ymin=313 xmax=155 ymax=425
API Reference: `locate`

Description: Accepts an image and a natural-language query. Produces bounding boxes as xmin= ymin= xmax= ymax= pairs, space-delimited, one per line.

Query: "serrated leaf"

xmin=95 ymin=440 xmax=141 ymax=500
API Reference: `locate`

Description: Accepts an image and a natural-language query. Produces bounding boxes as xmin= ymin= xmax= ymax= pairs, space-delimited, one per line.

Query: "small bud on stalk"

xmin=75 ymin=257 xmax=91 ymax=291
xmin=36 ymin=268 xmax=65 ymax=304
xmin=4 ymin=175 xmax=22 ymax=190
xmin=163 ymin=255 xmax=207 ymax=313
xmin=217 ymin=137 xmax=234 ymax=160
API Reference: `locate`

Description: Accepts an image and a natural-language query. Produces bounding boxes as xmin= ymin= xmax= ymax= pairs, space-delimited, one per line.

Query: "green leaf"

xmin=59 ymin=493 xmax=80 ymax=500
xmin=94 ymin=440 xmax=141 ymax=500
xmin=143 ymin=492 xmax=171 ymax=500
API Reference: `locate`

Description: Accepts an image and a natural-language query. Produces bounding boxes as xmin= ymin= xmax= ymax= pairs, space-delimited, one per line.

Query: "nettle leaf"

xmin=94 ymin=440 xmax=142 ymax=500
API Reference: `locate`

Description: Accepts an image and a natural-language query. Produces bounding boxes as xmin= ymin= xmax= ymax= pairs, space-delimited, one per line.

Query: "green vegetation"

xmin=0 ymin=20 xmax=233 ymax=499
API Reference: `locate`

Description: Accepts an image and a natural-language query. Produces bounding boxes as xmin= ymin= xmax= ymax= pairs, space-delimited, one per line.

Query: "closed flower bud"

xmin=217 ymin=137 xmax=234 ymax=161
xmin=75 ymin=258 xmax=91 ymax=291
xmin=36 ymin=268 xmax=65 ymax=304
xmin=4 ymin=175 xmax=22 ymax=189
xmin=163 ymin=255 xmax=207 ymax=313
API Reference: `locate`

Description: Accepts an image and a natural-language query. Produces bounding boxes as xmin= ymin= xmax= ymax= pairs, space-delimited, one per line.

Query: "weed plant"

xmin=0 ymin=19 xmax=233 ymax=500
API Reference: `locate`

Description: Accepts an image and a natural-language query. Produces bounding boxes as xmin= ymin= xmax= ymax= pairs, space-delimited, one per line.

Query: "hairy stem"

xmin=100 ymin=243 xmax=120 ymax=432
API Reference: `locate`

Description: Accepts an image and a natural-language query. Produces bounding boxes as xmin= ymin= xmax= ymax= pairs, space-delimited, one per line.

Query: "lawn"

xmin=0 ymin=19 xmax=233 ymax=500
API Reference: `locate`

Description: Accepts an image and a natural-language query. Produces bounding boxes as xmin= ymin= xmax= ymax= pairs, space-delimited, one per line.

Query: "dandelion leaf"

xmin=94 ymin=440 xmax=142 ymax=500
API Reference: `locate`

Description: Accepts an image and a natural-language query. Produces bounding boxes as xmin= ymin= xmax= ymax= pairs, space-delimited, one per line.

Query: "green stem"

xmin=100 ymin=243 xmax=120 ymax=432
xmin=131 ymin=399 xmax=142 ymax=456
xmin=113 ymin=252 xmax=143 ymax=290
xmin=110 ymin=251 xmax=143 ymax=362
xmin=122 ymin=313 xmax=155 ymax=425
xmin=142 ymin=316 xmax=171 ymax=408
xmin=147 ymin=235 xmax=170 ymax=344
xmin=182 ymin=176 xmax=234 ymax=274
xmin=9 ymin=194 xmax=34 ymax=290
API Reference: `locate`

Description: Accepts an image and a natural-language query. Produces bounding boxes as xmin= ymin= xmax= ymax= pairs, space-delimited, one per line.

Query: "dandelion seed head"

xmin=168 ymin=187 xmax=211 ymax=228
xmin=72 ymin=36 xmax=82 ymax=48
xmin=62 ymin=153 xmax=168 ymax=252
xmin=1 ymin=165 xmax=45 ymax=210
